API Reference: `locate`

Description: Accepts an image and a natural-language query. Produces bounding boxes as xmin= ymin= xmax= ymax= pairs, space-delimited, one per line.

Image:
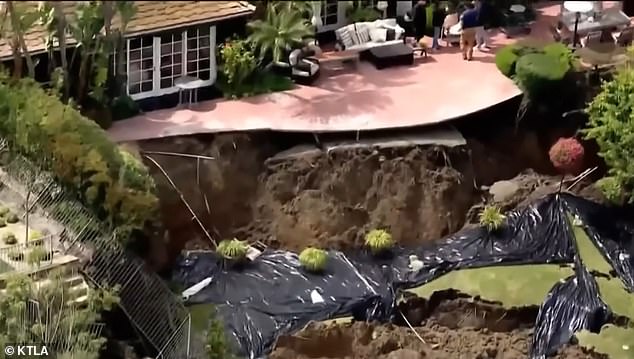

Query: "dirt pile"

xmin=270 ymin=294 xmax=606 ymax=359
xmin=138 ymin=134 xmax=478 ymax=256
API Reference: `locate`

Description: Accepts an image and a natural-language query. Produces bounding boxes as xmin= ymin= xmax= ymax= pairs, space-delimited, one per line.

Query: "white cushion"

xmin=346 ymin=39 xmax=403 ymax=52
xmin=355 ymin=23 xmax=372 ymax=43
xmin=335 ymin=25 xmax=355 ymax=47
xmin=369 ymin=28 xmax=387 ymax=43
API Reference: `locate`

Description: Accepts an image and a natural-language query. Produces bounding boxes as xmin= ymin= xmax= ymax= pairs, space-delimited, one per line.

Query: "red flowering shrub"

xmin=549 ymin=137 xmax=585 ymax=175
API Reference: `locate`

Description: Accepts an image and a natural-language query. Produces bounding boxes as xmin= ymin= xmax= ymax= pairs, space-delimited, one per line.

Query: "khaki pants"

xmin=460 ymin=28 xmax=477 ymax=60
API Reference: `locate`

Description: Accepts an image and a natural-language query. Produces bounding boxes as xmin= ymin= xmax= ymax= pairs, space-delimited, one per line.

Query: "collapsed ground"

xmin=132 ymin=104 xmax=622 ymax=358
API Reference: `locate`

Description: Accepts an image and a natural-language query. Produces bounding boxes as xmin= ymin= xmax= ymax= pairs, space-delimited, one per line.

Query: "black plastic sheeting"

xmin=172 ymin=193 xmax=634 ymax=359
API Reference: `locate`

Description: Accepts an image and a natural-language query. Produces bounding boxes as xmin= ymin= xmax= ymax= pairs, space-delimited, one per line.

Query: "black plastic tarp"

xmin=172 ymin=193 xmax=634 ymax=358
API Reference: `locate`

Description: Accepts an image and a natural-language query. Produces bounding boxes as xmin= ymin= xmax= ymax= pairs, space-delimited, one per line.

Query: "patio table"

xmin=561 ymin=8 xmax=631 ymax=35
xmin=175 ymin=76 xmax=205 ymax=108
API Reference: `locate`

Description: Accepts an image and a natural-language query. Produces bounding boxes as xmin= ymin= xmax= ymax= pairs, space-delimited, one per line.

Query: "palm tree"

xmin=247 ymin=4 xmax=314 ymax=64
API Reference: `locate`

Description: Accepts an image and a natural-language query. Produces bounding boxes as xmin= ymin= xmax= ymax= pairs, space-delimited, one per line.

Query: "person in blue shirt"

xmin=474 ymin=0 xmax=492 ymax=50
xmin=460 ymin=3 xmax=479 ymax=61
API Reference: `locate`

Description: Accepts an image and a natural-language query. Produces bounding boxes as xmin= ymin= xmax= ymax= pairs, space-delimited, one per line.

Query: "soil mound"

xmin=270 ymin=294 xmax=606 ymax=359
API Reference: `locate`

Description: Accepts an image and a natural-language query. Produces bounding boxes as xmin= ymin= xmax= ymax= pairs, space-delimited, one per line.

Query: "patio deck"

xmin=108 ymin=2 xmax=629 ymax=143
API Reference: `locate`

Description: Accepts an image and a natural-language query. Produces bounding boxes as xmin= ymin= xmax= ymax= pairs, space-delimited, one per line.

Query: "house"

xmin=316 ymin=0 xmax=415 ymax=33
xmin=0 ymin=1 xmax=255 ymax=108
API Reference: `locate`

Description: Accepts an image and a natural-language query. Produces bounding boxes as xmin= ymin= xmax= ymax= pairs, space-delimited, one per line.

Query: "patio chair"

xmin=289 ymin=49 xmax=320 ymax=85
xmin=441 ymin=13 xmax=460 ymax=46
xmin=615 ymin=27 xmax=634 ymax=47
xmin=582 ymin=31 xmax=603 ymax=48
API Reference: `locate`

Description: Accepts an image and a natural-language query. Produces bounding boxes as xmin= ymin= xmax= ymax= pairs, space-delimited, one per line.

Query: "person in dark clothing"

xmin=474 ymin=0 xmax=492 ymax=49
xmin=431 ymin=0 xmax=445 ymax=50
xmin=412 ymin=0 xmax=428 ymax=41
xmin=460 ymin=3 xmax=479 ymax=60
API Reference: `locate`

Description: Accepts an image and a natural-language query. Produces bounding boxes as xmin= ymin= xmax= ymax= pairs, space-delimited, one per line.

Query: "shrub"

xmin=110 ymin=95 xmax=141 ymax=121
xmin=216 ymin=239 xmax=248 ymax=260
xmin=0 ymin=218 xmax=6 ymax=228
xmin=495 ymin=44 xmax=538 ymax=77
xmin=365 ymin=229 xmax=394 ymax=254
xmin=515 ymin=53 xmax=570 ymax=100
xmin=596 ymin=177 xmax=622 ymax=204
xmin=27 ymin=246 xmax=51 ymax=265
xmin=5 ymin=213 xmax=18 ymax=224
xmin=549 ymin=137 xmax=585 ymax=175
xmin=0 ymin=78 xmax=159 ymax=244
xmin=219 ymin=39 xmax=258 ymax=98
xmin=2 ymin=232 xmax=16 ymax=245
xmin=28 ymin=230 xmax=44 ymax=246
xmin=0 ymin=206 xmax=9 ymax=216
xmin=299 ymin=247 xmax=328 ymax=273
xmin=542 ymin=42 xmax=577 ymax=69
xmin=8 ymin=250 xmax=23 ymax=261
xmin=206 ymin=308 xmax=230 ymax=359
xmin=347 ymin=5 xmax=381 ymax=23
xmin=479 ymin=205 xmax=506 ymax=232
xmin=584 ymin=69 xmax=634 ymax=203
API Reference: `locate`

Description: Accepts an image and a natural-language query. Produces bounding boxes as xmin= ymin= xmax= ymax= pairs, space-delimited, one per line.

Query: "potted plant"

xmin=478 ymin=205 xmax=506 ymax=234
xmin=6 ymin=213 xmax=19 ymax=224
xmin=299 ymin=247 xmax=328 ymax=274
xmin=216 ymin=238 xmax=249 ymax=269
xmin=365 ymin=229 xmax=394 ymax=257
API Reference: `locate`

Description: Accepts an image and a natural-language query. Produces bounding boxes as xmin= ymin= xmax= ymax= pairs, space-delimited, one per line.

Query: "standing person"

xmin=431 ymin=0 xmax=445 ymax=50
xmin=475 ymin=0 xmax=492 ymax=50
xmin=460 ymin=3 xmax=479 ymax=61
xmin=413 ymin=0 xmax=428 ymax=42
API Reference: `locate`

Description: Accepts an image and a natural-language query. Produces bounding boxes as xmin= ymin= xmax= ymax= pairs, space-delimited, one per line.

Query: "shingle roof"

xmin=0 ymin=1 xmax=254 ymax=60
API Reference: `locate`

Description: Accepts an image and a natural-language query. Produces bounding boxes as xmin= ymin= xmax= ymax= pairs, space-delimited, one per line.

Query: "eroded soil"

xmin=270 ymin=293 xmax=606 ymax=359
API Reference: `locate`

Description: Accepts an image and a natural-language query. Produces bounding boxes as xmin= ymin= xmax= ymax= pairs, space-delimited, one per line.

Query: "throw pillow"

xmin=336 ymin=27 xmax=355 ymax=48
xmin=355 ymin=23 xmax=371 ymax=43
xmin=369 ymin=28 xmax=387 ymax=43
xmin=386 ymin=28 xmax=396 ymax=41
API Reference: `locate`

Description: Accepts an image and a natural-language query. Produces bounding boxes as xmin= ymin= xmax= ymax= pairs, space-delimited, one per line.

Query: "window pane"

xmin=161 ymin=66 xmax=172 ymax=77
xmin=187 ymin=50 xmax=197 ymax=61
xmin=199 ymin=69 xmax=210 ymax=81
xmin=142 ymin=59 xmax=153 ymax=70
xmin=141 ymin=69 xmax=153 ymax=81
xmin=129 ymin=38 xmax=141 ymax=49
xmin=174 ymin=53 xmax=182 ymax=64
xmin=187 ymin=61 xmax=197 ymax=73
xmin=142 ymin=46 xmax=153 ymax=58
xmin=199 ymin=48 xmax=210 ymax=58
xmin=161 ymin=43 xmax=171 ymax=55
xmin=187 ymin=38 xmax=198 ymax=49
xmin=161 ymin=78 xmax=172 ymax=89
xmin=141 ymin=35 xmax=154 ymax=47
xmin=173 ymin=41 xmax=182 ymax=52
xmin=173 ymin=64 xmax=182 ymax=76
xmin=129 ymin=83 xmax=141 ymax=94
xmin=141 ymin=81 xmax=153 ymax=92
xmin=199 ymin=26 xmax=210 ymax=36
xmin=199 ymin=59 xmax=210 ymax=71
xmin=130 ymin=49 xmax=141 ymax=61
xmin=200 ymin=37 xmax=210 ymax=48
xmin=161 ymin=55 xmax=172 ymax=66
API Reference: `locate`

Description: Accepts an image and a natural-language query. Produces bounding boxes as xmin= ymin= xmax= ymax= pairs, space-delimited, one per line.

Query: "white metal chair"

xmin=289 ymin=49 xmax=320 ymax=85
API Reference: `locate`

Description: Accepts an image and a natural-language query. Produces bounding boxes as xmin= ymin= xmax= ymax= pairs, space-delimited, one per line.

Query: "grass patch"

xmin=576 ymin=326 xmax=634 ymax=359
xmin=217 ymin=70 xmax=294 ymax=99
xmin=189 ymin=303 xmax=216 ymax=334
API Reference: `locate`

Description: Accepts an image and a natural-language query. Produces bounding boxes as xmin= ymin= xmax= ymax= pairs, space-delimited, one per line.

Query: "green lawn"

xmin=408 ymin=215 xmax=634 ymax=358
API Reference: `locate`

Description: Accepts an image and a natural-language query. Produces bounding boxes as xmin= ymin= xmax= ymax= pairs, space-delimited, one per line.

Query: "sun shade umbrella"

xmin=563 ymin=1 xmax=594 ymax=47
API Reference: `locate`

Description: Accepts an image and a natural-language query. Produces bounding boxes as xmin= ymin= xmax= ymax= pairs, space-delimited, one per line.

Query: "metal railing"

xmin=0 ymin=235 xmax=55 ymax=273
xmin=0 ymin=150 xmax=196 ymax=358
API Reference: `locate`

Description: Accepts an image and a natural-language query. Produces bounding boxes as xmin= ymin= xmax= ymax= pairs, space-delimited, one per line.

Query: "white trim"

xmin=126 ymin=25 xmax=218 ymax=101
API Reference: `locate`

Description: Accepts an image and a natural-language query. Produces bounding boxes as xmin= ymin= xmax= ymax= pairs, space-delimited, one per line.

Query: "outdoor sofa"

xmin=334 ymin=18 xmax=406 ymax=52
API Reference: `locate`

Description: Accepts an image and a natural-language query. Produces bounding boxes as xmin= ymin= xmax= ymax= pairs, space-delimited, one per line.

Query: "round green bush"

xmin=515 ymin=53 xmax=570 ymax=100
xmin=0 ymin=206 xmax=9 ymax=216
xmin=299 ymin=247 xmax=328 ymax=273
xmin=216 ymin=239 xmax=248 ymax=260
xmin=365 ymin=229 xmax=394 ymax=255
xmin=542 ymin=42 xmax=577 ymax=68
xmin=8 ymin=250 xmax=24 ymax=261
xmin=5 ymin=213 xmax=19 ymax=224
xmin=2 ymin=232 xmax=17 ymax=245
xmin=0 ymin=219 xmax=6 ymax=228
xmin=495 ymin=44 xmax=538 ymax=78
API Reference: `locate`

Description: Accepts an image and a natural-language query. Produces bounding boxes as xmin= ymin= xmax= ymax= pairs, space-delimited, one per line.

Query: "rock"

xmin=386 ymin=348 xmax=424 ymax=359
xmin=489 ymin=180 xmax=520 ymax=203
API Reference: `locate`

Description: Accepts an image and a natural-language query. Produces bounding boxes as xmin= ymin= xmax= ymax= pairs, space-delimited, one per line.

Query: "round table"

xmin=563 ymin=1 xmax=593 ymax=13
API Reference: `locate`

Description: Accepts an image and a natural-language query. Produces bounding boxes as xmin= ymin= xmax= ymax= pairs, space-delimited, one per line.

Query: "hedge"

xmin=0 ymin=77 xmax=159 ymax=242
xmin=495 ymin=44 xmax=539 ymax=78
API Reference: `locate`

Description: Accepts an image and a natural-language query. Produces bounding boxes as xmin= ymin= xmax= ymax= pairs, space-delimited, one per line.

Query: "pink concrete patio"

xmin=108 ymin=2 xmax=628 ymax=143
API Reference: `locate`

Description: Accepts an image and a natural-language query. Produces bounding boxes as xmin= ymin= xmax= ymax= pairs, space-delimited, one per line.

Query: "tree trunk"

xmin=10 ymin=41 xmax=22 ymax=79
xmin=77 ymin=57 xmax=89 ymax=104
xmin=7 ymin=1 xmax=35 ymax=78
xmin=52 ymin=2 xmax=69 ymax=101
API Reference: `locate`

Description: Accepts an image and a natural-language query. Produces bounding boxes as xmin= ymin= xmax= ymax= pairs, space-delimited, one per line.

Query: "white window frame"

xmin=125 ymin=25 xmax=217 ymax=100
xmin=318 ymin=0 xmax=347 ymax=32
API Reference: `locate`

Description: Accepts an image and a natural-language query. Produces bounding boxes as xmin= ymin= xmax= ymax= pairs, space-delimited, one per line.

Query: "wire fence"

xmin=0 ymin=148 xmax=196 ymax=358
